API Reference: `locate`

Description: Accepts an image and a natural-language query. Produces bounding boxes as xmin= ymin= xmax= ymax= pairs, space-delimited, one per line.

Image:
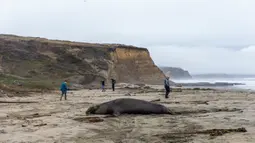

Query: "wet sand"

xmin=0 ymin=86 xmax=254 ymax=143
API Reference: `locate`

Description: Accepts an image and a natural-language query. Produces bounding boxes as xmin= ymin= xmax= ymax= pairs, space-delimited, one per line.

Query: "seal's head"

xmin=86 ymin=105 xmax=99 ymax=115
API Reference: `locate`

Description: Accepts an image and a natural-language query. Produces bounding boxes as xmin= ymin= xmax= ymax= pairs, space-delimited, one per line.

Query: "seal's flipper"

xmin=113 ymin=111 xmax=120 ymax=117
xmin=167 ymin=108 xmax=174 ymax=115
xmin=112 ymin=107 xmax=121 ymax=117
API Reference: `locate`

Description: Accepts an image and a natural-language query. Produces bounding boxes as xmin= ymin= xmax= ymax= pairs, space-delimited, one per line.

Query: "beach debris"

xmin=124 ymin=93 xmax=132 ymax=96
xmin=197 ymin=127 xmax=247 ymax=136
xmin=193 ymin=101 xmax=209 ymax=105
xmin=192 ymin=88 xmax=215 ymax=91
xmin=142 ymin=86 xmax=151 ymax=89
xmin=156 ymin=100 xmax=209 ymax=105
xmin=21 ymin=124 xmax=27 ymax=127
xmin=0 ymin=100 xmax=35 ymax=104
xmin=12 ymin=113 xmax=52 ymax=120
xmin=212 ymin=107 xmax=243 ymax=113
xmin=156 ymin=127 xmax=247 ymax=141
xmin=34 ymin=123 xmax=47 ymax=127
xmin=169 ymin=107 xmax=242 ymax=115
xmin=0 ymin=129 xmax=6 ymax=134
xmin=26 ymin=113 xmax=52 ymax=119
xmin=73 ymin=116 xmax=104 ymax=123
xmin=150 ymin=98 xmax=209 ymax=105
xmin=119 ymin=83 xmax=140 ymax=89
xmin=135 ymin=88 xmax=182 ymax=94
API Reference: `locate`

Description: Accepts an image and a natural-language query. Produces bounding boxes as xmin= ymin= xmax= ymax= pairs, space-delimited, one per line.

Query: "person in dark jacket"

xmin=60 ymin=80 xmax=69 ymax=101
xmin=111 ymin=79 xmax=116 ymax=91
xmin=164 ymin=76 xmax=171 ymax=98
xmin=101 ymin=80 xmax=105 ymax=92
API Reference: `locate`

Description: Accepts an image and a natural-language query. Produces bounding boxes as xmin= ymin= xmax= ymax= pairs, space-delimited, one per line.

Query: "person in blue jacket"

xmin=60 ymin=80 xmax=69 ymax=101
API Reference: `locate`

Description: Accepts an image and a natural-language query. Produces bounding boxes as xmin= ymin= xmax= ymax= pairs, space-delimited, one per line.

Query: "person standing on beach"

xmin=101 ymin=80 xmax=105 ymax=92
xmin=111 ymin=79 xmax=116 ymax=91
xmin=60 ymin=80 xmax=68 ymax=101
xmin=164 ymin=76 xmax=171 ymax=98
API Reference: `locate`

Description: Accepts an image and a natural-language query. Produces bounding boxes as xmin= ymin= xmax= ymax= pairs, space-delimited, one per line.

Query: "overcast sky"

xmin=2 ymin=0 xmax=255 ymax=74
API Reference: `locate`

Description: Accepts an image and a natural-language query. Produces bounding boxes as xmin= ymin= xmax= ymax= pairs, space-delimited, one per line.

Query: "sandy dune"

xmin=0 ymin=87 xmax=254 ymax=143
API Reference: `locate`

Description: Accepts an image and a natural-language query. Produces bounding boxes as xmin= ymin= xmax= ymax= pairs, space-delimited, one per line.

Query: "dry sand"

xmin=0 ymin=86 xmax=254 ymax=143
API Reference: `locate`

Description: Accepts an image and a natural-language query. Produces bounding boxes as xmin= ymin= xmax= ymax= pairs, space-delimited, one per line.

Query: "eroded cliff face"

xmin=0 ymin=34 xmax=165 ymax=89
xmin=110 ymin=47 xmax=165 ymax=84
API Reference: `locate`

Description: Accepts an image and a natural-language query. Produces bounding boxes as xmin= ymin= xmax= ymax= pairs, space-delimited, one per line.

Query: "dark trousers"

xmin=102 ymin=85 xmax=105 ymax=92
xmin=112 ymin=84 xmax=115 ymax=91
xmin=165 ymin=86 xmax=170 ymax=98
xmin=60 ymin=90 xmax=67 ymax=100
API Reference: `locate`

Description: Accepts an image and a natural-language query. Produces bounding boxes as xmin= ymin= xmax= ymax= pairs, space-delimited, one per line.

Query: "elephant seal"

xmin=86 ymin=98 xmax=172 ymax=116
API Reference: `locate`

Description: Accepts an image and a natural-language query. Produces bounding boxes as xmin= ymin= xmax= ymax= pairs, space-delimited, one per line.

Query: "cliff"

xmin=159 ymin=66 xmax=192 ymax=79
xmin=0 ymin=34 xmax=165 ymax=90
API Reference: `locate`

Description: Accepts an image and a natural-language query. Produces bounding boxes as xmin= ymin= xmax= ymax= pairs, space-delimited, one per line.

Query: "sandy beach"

xmin=0 ymin=85 xmax=254 ymax=143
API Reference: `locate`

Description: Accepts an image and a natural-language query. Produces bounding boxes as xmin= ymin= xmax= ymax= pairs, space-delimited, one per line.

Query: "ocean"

xmin=172 ymin=77 xmax=255 ymax=91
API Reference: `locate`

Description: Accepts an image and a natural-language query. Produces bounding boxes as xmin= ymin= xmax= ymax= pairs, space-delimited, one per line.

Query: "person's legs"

xmin=165 ymin=86 xmax=170 ymax=98
xmin=60 ymin=91 xmax=64 ymax=101
xmin=167 ymin=88 xmax=170 ymax=98
xmin=102 ymin=85 xmax=104 ymax=92
xmin=64 ymin=91 xmax=67 ymax=100
xmin=112 ymin=84 xmax=115 ymax=91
